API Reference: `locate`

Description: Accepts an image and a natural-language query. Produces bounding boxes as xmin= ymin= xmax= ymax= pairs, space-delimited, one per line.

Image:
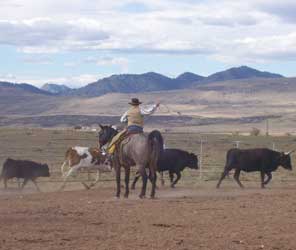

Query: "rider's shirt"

xmin=120 ymin=104 xmax=158 ymax=128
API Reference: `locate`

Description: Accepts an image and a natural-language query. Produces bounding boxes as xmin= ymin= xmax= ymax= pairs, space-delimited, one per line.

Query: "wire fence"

xmin=2 ymin=131 xmax=296 ymax=187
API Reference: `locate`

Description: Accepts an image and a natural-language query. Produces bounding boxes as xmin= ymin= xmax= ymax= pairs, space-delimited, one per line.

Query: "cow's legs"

xmin=263 ymin=172 xmax=272 ymax=185
xmin=139 ymin=165 xmax=148 ymax=198
xmin=171 ymin=171 xmax=181 ymax=188
xmin=60 ymin=161 xmax=68 ymax=177
xmin=216 ymin=168 xmax=230 ymax=188
xmin=59 ymin=165 xmax=80 ymax=191
xmin=17 ymin=178 xmax=21 ymax=189
xmin=234 ymin=169 xmax=244 ymax=188
xmin=21 ymin=178 xmax=29 ymax=190
xmin=169 ymin=170 xmax=174 ymax=185
xmin=124 ymin=167 xmax=130 ymax=198
xmin=160 ymin=172 xmax=165 ymax=186
xmin=3 ymin=178 xmax=8 ymax=189
xmin=260 ymin=171 xmax=266 ymax=188
xmin=31 ymin=178 xmax=41 ymax=192
xmin=84 ymin=169 xmax=101 ymax=189
xmin=131 ymin=171 xmax=140 ymax=190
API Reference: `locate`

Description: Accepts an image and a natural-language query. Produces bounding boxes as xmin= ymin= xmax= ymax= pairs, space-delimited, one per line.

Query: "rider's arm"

xmin=120 ymin=111 xmax=128 ymax=123
xmin=140 ymin=103 xmax=159 ymax=116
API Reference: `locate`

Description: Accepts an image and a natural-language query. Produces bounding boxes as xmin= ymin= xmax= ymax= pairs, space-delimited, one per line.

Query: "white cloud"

xmin=0 ymin=73 xmax=17 ymax=81
xmin=0 ymin=0 xmax=296 ymax=64
xmin=0 ymin=18 xmax=109 ymax=53
xmin=84 ymin=56 xmax=129 ymax=73
xmin=0 ymin=73 xmax=103 ymax=88
xmin=22 ymin=55 xmax=53 ymax=64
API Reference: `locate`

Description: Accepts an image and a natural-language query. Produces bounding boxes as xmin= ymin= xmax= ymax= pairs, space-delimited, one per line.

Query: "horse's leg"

xmin=139 ymin=165 xmax=148 ymax=198
xmin=150 ymin=168 xmax=157 ymax=199
xmin=124 ymin=167 xmax=130 ymax=198
xmin=131 ymin=171 xmax=140 ymax=190
xmin=115 ymin=160 xmax=121 ymax=198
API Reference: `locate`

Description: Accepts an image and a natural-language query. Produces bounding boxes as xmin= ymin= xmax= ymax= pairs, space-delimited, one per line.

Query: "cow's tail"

xmin=148 ymin=130 xmax=164 ymax=171
xmin=0 ymin=158 xmax=9 ymax=183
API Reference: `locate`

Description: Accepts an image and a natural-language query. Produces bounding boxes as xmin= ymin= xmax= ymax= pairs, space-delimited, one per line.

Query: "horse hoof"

xmin=139 ymin=195 xmax=145 ymax=199
xmin=124 ymin=194 xmax=129 ymax=198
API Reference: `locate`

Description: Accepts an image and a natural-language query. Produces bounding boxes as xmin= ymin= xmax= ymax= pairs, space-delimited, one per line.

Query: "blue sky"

xmin=0 ymin=0 xmax=296 ymax=87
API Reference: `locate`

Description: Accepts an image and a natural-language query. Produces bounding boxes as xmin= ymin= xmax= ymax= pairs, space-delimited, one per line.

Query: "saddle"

xmin=107 ymin=130 xmax=142 ymax=154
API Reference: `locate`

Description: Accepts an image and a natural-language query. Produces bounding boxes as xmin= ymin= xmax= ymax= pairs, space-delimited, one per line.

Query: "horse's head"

xmin=98 ymin=124 xmax=118 ymax=148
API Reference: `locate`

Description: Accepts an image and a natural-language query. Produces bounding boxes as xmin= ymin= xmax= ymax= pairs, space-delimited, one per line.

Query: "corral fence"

xmin=2 ymin=132 xmax=296 ymax=187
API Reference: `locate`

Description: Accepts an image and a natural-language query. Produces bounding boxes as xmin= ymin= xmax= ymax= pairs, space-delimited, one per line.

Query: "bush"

xmin=231 ymin=131 xmax=240 ymax=136
xmin=250 ymin=127 xmax=260 ymax=136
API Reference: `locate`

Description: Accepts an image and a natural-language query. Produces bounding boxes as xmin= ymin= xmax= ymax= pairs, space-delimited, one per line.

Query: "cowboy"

xmin=107 ymin=98 xmax=160 ymax=153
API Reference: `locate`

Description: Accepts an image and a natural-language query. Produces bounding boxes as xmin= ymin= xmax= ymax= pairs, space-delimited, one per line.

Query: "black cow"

xmin=0 ymin=158 xmax=50 ymax=191
xmin=216 ymin=148 xmax=293 ymax=189
xmin=131 ymin=148 xmax=198 ymax=189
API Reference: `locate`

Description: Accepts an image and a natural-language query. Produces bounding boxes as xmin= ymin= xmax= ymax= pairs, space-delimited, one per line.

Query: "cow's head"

xmin=40 ymin=164 xmax=50 ymax=177
xmin=187 ymin=153 xmax=198 ymax=169
xmin=278 ymin=152 xmax=293 ymax=170
xmin=98 ymin=124 xmax=118 ymax=148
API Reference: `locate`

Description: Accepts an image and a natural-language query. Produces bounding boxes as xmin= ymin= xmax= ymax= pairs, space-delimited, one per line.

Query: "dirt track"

xmin=1 ymin=183 xmax=296 ymax=250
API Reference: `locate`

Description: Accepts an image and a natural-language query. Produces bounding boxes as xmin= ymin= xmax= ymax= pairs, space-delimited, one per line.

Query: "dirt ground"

xmin=1 ymin=128 xmax=296 ymax=250
xmin=1 ymin=182 xmax=296 ymax=250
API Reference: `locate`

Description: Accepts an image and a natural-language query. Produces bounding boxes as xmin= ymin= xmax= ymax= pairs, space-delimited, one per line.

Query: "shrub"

xmin=250 ymin=127 xmax=260 ymax=136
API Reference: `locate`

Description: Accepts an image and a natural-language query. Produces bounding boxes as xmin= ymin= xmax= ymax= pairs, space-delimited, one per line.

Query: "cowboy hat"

xmin=129 ymin=98 xmax=142 ymax=105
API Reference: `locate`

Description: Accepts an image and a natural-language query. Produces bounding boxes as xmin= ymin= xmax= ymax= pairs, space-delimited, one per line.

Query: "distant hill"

xmin=70 ymin=72 xmax=176 ymax=97
xmin=41 ymin=83 xmax=72 ymax=94
xmin=0 ymin=66 xmax=285 ymax=98
xmin=201 ymin=66 xmax=283 ymax=84
xmin=175 ymin=72 xmax=205 ymax=87
xmin=70 ymin=66 xmax=284 ymax=97
xmin=0 ymin=81 xmax=52 ymax=96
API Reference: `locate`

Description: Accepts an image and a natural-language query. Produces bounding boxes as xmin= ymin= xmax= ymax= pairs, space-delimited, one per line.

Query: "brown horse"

xmin=98 ymin=125 xmax=163 ymax=198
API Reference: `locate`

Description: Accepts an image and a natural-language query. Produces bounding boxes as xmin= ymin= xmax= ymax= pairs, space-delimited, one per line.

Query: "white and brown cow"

xmin=60 ymin=146 xmax=111 ymax=190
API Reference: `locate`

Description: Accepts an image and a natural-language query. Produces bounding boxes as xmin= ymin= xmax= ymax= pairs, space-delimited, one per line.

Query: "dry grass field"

xmin=2 ymin=77 xmax=296 ymax=134
xmin=1 ymin=128 xmax=296 ymax=249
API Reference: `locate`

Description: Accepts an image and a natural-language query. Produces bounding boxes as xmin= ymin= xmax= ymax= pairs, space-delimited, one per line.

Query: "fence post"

xmin=233 ymin=141 xmax=241 ymax=148
xmin=199 ymin=139 xmax=204 ymax=180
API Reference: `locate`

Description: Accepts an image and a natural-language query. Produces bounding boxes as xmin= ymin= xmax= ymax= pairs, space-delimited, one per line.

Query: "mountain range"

xmin=41 ymin=83 xmax=72 ymax=94
xmin=0 ymin=66 xmax=284 ymax=97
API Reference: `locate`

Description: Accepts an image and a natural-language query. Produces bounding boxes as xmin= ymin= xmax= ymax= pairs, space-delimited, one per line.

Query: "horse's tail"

xmin=148 ymin=130 xmax=164 ymax=169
